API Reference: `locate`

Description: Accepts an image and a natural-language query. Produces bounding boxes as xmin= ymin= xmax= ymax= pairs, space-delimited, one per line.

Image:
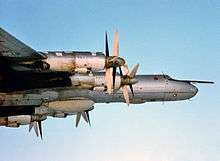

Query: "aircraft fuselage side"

xmin=0 ymin=75 xmax=198 ymax=108
xmin=87 ymin=75 xmax=198 ymax=103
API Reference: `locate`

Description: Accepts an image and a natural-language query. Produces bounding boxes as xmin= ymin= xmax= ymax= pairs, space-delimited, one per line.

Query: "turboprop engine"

xmin=45 ymin=99 xmax=95 ymax=116
xmin=0 ymin=115 xmax=46 ymax=127
xmin=40 ymin=100 xmax=95 ymax=129
xmin=70 ymin=72 xmax=121 ymax=91
xmin=40 ymin=51 xmax=106 ymax=73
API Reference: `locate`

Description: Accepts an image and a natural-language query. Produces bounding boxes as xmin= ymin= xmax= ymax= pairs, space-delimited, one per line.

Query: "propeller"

xmin=38 ymin=121 xmax=43 ymax=140
xmin=119 ymin=64 xmax=139 ymax=105
xmin=104 ymin=31 xmax=126 ymax=94
xmin=29 ymin=120 xmax=43 ymax=140
xmin=75 ymin=110 xmax=91 ymax=127
xmin=29 ymin=121 xmax=39 ymax=137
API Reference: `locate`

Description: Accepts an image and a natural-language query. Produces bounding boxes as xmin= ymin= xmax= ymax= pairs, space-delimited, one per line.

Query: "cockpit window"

xmin=154 ymin=76 xmax=159 ymax=80
xmin=164 ymin=75 xmax=172 ymax=80
xmin=153 ymin=75 xmax=172 ymax=81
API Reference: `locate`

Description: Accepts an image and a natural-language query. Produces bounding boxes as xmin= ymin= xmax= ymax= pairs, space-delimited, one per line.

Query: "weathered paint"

xmin=0 ymin=115 xmax=46 ymax=127
xmin=0 ymin=74 xmax=198 ymax=127
xmin=47 ymin=99 xmax=94 ymax=113
xmin=0 ymin=74 xmax=198 ymax=108
xmin=43 ymin=51 xmax=106 ymax=72
xmin=70 ymin=72 xmax=121 ymax=90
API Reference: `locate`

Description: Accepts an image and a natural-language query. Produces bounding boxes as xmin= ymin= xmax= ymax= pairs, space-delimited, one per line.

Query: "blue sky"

xmin=0 ymin=0 xmax=219 ymax=161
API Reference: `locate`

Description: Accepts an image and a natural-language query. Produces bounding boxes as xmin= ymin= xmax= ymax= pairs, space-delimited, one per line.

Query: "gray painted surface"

xmin=0 ymin=75 xmax=198 ymax=107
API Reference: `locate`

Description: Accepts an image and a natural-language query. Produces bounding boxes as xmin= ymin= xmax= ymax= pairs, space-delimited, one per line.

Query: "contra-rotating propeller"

xmin=119 ymin=64 xmax=139 ymax=105
xmin=105 ymin=31 xmax=126 ymax=94
xmin=29 ymin=121 xmax=43 ymax=140
xmin=75 ymin=109 xmax=91 ymax=128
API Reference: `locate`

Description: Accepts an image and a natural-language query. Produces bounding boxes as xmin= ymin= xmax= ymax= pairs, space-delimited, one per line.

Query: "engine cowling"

xmin=42 ymin=52 xmax=106 ymax=73
xmin=0 ymin=115 xmax=46 ymax=128
xmin=47 ymin=99 xmax=95 ymax=114
xmin=70 ymin=72 xmax=121 ymax=90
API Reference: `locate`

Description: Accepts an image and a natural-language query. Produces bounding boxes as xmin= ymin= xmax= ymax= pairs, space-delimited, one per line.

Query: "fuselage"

xmin=0 ymin=74 xmax=199 ymax=127
xmin=91 ymin=75 xmax=198 ymax=103
xmin=0 ymin=74 xmax=198 ymax=107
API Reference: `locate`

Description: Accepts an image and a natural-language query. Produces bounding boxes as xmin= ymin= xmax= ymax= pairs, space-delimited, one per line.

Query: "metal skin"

xmin=70 ymin=72 xmax=121 ymax=90
xmin=0 ymin=27 xmax=208 ymax=138
xmin=38 ymin=51 xmax=125 ymax=74
xmin=47 ymin=100 xmax=95 ymax=115
xmin=40 ymin=51 xmax=106 ymax=73
xmin=0 ymin=115 xmax=46 ymax=127
xmin=0 ymin=74 xmax=198 ymax=109
xmin=0 ymin=74 xmax=198 ymax=129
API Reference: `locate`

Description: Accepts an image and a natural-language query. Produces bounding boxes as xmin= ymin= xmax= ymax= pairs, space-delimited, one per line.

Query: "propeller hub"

xmin=106 ymin=56 xmax=125 ymax=68
xmin=121 ymin=77 xmax=138 ymax=85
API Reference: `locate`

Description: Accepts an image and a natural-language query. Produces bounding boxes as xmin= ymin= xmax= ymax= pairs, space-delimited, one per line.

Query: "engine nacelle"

xmin=8 ymin=115 xmax=31 ymax=126
xmin=70 ymin=72 xmax=121 ymax=90
xmin=47 ymin=99 xmax=95 ymax=114
xmin=42 ymin=51 xmax=106 ymax=73
xmin=0 ymin=115 xmax=47 ymax=127
xmin=71 ymin=74 xmax=95 ymax=89
xmin=52 ymin=113 xmax=67 ymax=118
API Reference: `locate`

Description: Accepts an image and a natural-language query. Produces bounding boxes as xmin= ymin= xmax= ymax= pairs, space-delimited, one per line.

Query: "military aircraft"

xmin=0 ymin=27 xmax=214 ymax=139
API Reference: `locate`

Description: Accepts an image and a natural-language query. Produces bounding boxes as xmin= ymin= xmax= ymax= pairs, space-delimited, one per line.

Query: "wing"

xmin=0 ymin=27 xmax=45 ymax=62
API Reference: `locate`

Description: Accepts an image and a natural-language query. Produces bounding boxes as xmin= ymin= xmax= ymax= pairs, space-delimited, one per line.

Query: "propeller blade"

xmin=129 ymin=84 xmax=134 ymax=97
xmin=82 ymin=112 xmax=89 ymax=123
xmin=76 ymin=112 xmax=81 ymax=128
xmin=122 ymin=64 xmax=129 ymax=75
xmin=85 ymin=110 xmax=91 ymax=126
xmin=129 ymin=64 xmax=139 ymax=78
xmin=34 ymin=122 xmax=39 ymax=137
xmin=112 ymin=66 xmax=117 ymax=89
xmin=112 ymin=31 xmax=119 ymax=57
xmin=119 ymin=64 xmax=139 ymax=105
xmin=122 ymin=85 xmax=130 ymax=106
xmin=29 ymin=121 xmax=39 ymax=137
xmin=29 ymin=122 xmax=34 ymax=132
xmin=105 ymin=32 xmax=109 ymax=57
xmin=38 ymin=121 xmax=43 ymax=140
xmin=119 ymin=67 xmax=123 ymax=76
xmin=105 ymin=68 xmax=112 ymax=94
xmin=75 ymin=111 xmax=91 ymax=127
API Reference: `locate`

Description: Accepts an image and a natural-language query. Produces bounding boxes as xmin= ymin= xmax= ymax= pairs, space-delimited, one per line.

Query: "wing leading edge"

xmin=0 ymin=27 xmax=45 ymax=61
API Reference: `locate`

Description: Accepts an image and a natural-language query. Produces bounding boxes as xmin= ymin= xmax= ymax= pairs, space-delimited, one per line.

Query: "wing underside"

xmin=0 ymin=27 xmax=45 ymax=61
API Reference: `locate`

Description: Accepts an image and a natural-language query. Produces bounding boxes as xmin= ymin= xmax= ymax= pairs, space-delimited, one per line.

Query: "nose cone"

xmin=165 ymin=80 xmax=199 ymax=101
xmin=172 ymin=82 xmax=199 ymax=100
xmin=188 ymin=84 xmax=198 ymax=98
